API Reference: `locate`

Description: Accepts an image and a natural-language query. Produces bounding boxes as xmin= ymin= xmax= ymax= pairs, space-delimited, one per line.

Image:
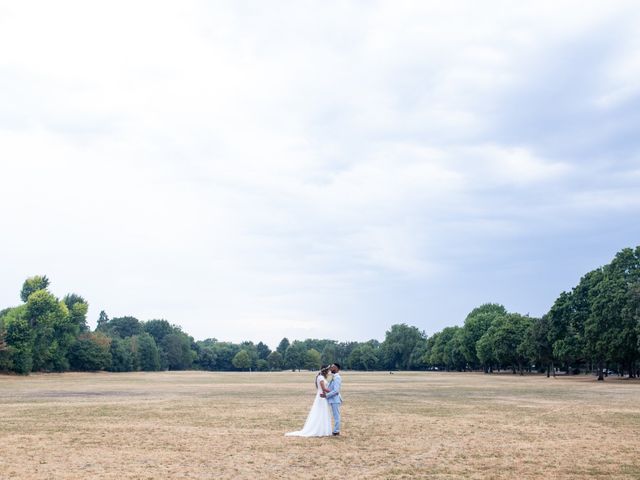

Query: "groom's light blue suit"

xmin=325 ymin=373 xmax=343 ymax=434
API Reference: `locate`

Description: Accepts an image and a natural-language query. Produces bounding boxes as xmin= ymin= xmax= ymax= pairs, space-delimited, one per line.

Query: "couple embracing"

xmin=285 ymin=363 xmax=343 ymax=437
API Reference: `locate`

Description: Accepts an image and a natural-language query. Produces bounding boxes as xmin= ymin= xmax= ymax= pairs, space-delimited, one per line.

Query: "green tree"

xmin=101 ymin=316 xmax=142 ymax=338
xmin=256 ymin=359 xmax=269 ymax=371
xmin=232 ymin=350 xmax=252 ymax=371
xmin=162 ymin=333 xmax=195 ymax=370
xmin=334 ymin=341 xmax=359 ymax=367
xmin=321 ymin=342 xmax=337 ymax=366
xmin=572 ymin=268 xmax=608 ymax=379
xmin=633 ymin=284 xmax=640 ymax=364
xmin=428 ymin=326 xmax=466 ymax=371
xmin=600 ymin=247 xmax=640 ymax=377
xmin=143 ymin=319 xmax=175 ymax=345
xmin=583 ymin=256 xmax=639 ymax=380
xmin=276 ymin=338 xmax=290 ymax=356
xmin=460 ymin=303 xmax=507 ymax=370
xmin=208 ymin=341 xmax=240 ymax=370
xmin=4 ymin=307 xmax=33 ymax=374
xmin=239 ymin=341 xmax=259 ymax=369
xmin=476 ymin=327 xmax=498 ymax=373
xmin=381 ymin=324 xmax=426 ymax=370
xmin=109 ymin=337 xmax=133 ymax=372
xmin=25 ymin=289 xmax=74 ymax=372
xmin=284 ymin=341 xmax=306 ymax=371
xmin=480 ymin=313 xmax=533 ymax=374
xmin=96 ymin=310 xmax=109 ymax=331
xmin=547 ymin=291 xmax=583 ymax=375
xmin=267 ymin=350 xmax=283 ymax=370
xmin=256 ymin=341 xmax=271 ymax=360
xmin=348 ymin=344 xmax=379 ymax=371
xmin=521 ymin=315 xmax=553 ymax=376
xmin=128 ymin=332 xmax=160 ymax=372
xmin=445 ymin=327 xmax=467 ymax=371
xmin=63 ymin=294 xmax=89 ymax=332
xmin=0 ymin=315 xmax=13 ymax=372
xmin=196 ymin=344 xmax=217 ymax=371
xmin=68 ymin=333 xmax=112 ymax=371
xmin=20 ymin=275 xmax=50 ymax=302
xmin=304 ymin=348 xmax=322 ymax=370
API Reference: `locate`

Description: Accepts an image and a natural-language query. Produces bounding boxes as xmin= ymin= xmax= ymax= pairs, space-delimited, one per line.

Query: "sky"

xmin=1 ymin=1 xmax=639 ymax=349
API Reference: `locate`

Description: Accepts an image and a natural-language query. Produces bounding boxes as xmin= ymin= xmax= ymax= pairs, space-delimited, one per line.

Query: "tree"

xmin=25 ymin=289 xmax=74 ymax=372
xmin=633 ymin=284 xmax=640 ymax=368
xmin=134 ymin=333 xmax=161 ymax=371
xmin=521 ymin=315 xmax=553 ymax=376
xmin=284 ymin=341 xmax=306 ymax=371
xmin=4 ymin=246 xmax=640 ymax=377
xmin=600 ymin=247 xmax=640 ymax=377
xmin=478 ymin=313 xmax=533 ymax=374
xmin=348 ymin=344 xmax=379 ymax=371
xmin=546 ymin=289 xmax=586 ymax=375
xmin=408 ymin=339 xmax=429 ymax=370
xmin=101 ymin=316 xmax=142 ymax=338
xmin=232 ymin=350 xmax=252 ymax=371
xmin=68 ymin=333 xmax=112 ymax=371
xmin=215 ymin=342 xmax=241 ymax=370
xmin=162 ymin=333 xmax=195 ymax=370
xmin=335 ymin=341 xmax=359 ymax=367
xmin=239 ymin=341 xmax=259 ymax=369
xmin=25 ymin=288 xmax=62 ymax=326
xmin=575 ymin=268 xmax=608 ymax=380
xmin=143 ymin=319 xmax=175 ymax=345
xmin=476 ymin=330 xmax=496 ymax=373
xmin=4 ymin=307 xmax=33 ymax=374
xmin=427 ymin=326 xmax=466 ymax=371
xmin=583 ymin=259 xmax=638 ymax=380
xmin=202 ymin=341 xmax=240 ymax=371
xmin=63 ymin=294 xmax=89 ymax=332
xmin=0 ymin=316 xmax=13 ymax=372
xmin=321 ymin=343 xmax=337 ymax=366
xmin=302 ymin=339 xmax=336 ymax=357
xmin=96 ymin=311 xmax=110 ymax=332
xmin=256 ymin=341 xmax=271 ymax=360
xmin=109 ymin=337 xmax=133 ymax=372
xmin=304 ymin=348 xmax=322 ymax=370
xmin=276 ymin=338 xmax=290 ymax=356
xmin=196 ymin=344 xmax=217 ymax=371
xmin=20 ymin=275 xmax=50 ymax=302
xmin=460 ymin=303 xmax=507 ymax=370
xmin=267 ymin=351 xmax=283 ymax=370
xmin=381 ymin=324 xmax=426 ymax=370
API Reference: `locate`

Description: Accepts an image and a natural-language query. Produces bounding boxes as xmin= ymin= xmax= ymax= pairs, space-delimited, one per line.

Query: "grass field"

xmin=1 ymin=371 xmax=639 ymax=479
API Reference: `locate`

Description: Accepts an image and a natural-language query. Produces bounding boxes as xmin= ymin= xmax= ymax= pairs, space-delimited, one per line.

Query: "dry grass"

xmin=1 ymin=371 xmax=639 ymax=479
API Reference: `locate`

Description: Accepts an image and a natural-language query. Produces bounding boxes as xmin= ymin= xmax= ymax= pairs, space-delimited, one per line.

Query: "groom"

xmin=321 ymin=363 xmax=343 ymax=436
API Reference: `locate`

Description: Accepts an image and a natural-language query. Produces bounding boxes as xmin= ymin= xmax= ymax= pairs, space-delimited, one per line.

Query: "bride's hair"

xmin=320 ymin=365 xmax=330 ymax=377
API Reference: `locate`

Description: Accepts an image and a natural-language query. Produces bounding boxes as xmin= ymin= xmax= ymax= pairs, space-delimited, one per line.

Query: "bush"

xmin=68 ymin=333 xmax=112 ymax=371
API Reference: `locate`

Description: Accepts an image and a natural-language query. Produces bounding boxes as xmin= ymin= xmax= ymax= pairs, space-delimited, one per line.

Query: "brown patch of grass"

xmin=1 ymin=371 xmax=639 ymax=479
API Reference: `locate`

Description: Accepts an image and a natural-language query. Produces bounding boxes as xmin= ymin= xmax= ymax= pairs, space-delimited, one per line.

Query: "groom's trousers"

xmin=330 ymin=403 xmax=341 ymax=433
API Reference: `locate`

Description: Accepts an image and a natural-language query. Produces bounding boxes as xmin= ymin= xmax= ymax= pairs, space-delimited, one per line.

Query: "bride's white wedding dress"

xmin=285 ymin=374 xmax=332 ymax=437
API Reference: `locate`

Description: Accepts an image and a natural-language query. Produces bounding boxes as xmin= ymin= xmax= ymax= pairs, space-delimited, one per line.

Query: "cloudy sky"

xmin=1 ymin=1 xmax=639 ymax=348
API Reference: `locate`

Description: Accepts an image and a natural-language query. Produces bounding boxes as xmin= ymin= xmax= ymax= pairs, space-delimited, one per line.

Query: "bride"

xmin=285 ymin=365 xmax=332 ymax=437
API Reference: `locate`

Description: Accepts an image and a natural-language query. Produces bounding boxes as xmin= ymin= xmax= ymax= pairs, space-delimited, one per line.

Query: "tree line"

xmin=1 ymin=246 xmax=638 ymax=379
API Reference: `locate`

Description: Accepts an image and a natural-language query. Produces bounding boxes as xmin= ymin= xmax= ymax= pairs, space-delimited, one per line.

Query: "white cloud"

xmin=1 ymin=1 xmax=639 ymax=345
xmin=461 ymin=145 xmax=572 ymax=186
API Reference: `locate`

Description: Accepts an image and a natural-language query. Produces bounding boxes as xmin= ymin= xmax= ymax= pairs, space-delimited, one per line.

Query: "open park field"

xmin=1 ymin=371 xmax=639 ymax=479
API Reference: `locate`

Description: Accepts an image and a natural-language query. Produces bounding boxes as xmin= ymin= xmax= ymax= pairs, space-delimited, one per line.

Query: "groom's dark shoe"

xmin=332 ymin=432 xmax=340 ymax=436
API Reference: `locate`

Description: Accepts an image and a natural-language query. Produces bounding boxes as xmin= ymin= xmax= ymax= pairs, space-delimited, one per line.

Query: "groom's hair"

xmin=333 ymin=363 xmax=341 ymax=370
